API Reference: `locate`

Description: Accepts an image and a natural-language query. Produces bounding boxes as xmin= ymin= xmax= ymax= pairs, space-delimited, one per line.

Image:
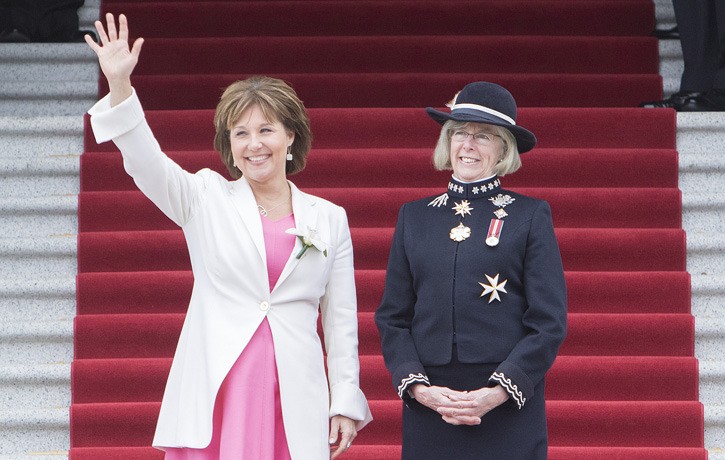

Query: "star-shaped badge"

xmin=479 ymin=273 xmax=508 ymax=303
xmin=453 ymin=200 xmax=473 ymax=217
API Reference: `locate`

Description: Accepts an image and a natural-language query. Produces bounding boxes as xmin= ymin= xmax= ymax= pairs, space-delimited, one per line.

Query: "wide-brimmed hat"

xmin=426 ymin=82 xmax=537 ymax=153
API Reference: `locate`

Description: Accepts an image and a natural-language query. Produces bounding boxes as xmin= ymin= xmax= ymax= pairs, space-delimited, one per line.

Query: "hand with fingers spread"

xmin=84 ymin=13 xmax=144 ymax=106
xmin=329 ymin=415 xmax=357 ymax=459
xmin=436 ymin=385 xmax=510 ymax=426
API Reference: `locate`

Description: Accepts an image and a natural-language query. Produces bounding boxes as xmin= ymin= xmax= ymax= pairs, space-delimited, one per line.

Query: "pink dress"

xmin=165 ymin=213 xmax=296 ymax=459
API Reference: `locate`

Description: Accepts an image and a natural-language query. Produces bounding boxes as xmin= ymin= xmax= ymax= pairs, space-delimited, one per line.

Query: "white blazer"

xmin=89 ymin=90 xmax=372 ymax=458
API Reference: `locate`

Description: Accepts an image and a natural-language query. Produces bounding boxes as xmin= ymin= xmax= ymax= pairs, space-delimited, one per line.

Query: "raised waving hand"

xmin=85 ymin=13 xmax=144 ymax=106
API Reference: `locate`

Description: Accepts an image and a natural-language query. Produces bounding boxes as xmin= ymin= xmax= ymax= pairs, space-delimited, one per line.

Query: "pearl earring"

xmin=286 ymin=146 xmax=293 ymax=161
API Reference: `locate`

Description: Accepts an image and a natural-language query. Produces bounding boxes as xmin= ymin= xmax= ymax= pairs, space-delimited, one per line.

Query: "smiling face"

xmin=229 ymin=104 xmax=294 ymax=187
xmin=449 ymin=122 xmax=505 ymax=182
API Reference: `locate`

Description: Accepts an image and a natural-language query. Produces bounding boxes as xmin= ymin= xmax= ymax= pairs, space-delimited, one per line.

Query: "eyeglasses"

xmin=450 ymin=130 xmax=501 ymax=146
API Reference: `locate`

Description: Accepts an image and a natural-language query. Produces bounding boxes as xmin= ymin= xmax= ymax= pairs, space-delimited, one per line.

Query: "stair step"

xmin=696 ymin=317 xmax=725 ymax=361
xmin=79 ymin=0 xmax=101 ymax=29
xmin=0 ymin=408 xmax=68 ymax=457
xmin=71 ymin=355 xmax=698 ymax=404
xmin=0 ymin=364 xmax=70 ymax=409
xmin=0 ymin=81 xmax=97 ymax=117
xmin=677 ymin=112 xmax=725 ymax=154
xmin=705 ymin=405 xmax=725 ymax=455
xmin=67 ymin=445 xmax=709 ymax=460
xmin=687 ymin=234 xmax=725 ymax=275
xmin=0 ymin=44 xmax=97 ymax=82
xmin=68 ymin=400 xmax=704 ymax=447
xmin=101 ymin=1 xmax=655 ymax=38
xmin=699 ymin=362 xmax=725 ymax=406
xmin=0 ymin=276 xmax=75 ymax=322
xmin=659 ymin=40 xmax=683 ymax=95
xmin=0 ymin=156 xmax=79 ymax=196
xmin=0 ymin=196 xmax=77 ymax=237
xmin=654 ymin=0 xmax=675 ymax=25
xmin=0 ymin=320 xmax=73 ymax=365
xmin=680 ymin=152 xmax=725 ymax=196
xmin=0 ymin=116 xmax=84 ymax=158
xmin=683 ymin=192 xmax=725 ymax=229
xmin=692 ymin=274 xmax=725 ymax=318
xmin=0 ymin=237 xmax=76 ymax=278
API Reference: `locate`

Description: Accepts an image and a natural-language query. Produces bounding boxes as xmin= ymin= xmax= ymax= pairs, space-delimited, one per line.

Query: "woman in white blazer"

xmin=85 ymin=14 xmax=372 ymax=459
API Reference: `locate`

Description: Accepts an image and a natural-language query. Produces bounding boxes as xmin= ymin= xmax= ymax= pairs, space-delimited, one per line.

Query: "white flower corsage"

xmin=285 ymin=226 xmax=328 ymax=259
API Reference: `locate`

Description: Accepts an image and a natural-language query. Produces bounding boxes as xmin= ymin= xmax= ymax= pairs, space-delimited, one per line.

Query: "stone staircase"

xmin=679 ymin=113 xmax=725 ymax=460
xmin=0 ymin=1 xmax=98 ymax=458
xmin=0 ymin=0 xmax=722 ymax=458
xmin=653 ymin=1 xmax=725 ymax=457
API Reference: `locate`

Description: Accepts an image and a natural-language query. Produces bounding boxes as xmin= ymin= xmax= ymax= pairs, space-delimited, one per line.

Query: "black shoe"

xmin=652 ymin=26 xmax=679 ymax=40
xmin=639 ymin=91 xmax=704 ymax=109
xmin=679 ymin=89 xmax=725 ymax=112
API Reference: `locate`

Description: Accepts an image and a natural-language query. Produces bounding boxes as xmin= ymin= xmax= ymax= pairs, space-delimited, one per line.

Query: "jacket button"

xmin=260 ymin=301 xmax=270 ymax=311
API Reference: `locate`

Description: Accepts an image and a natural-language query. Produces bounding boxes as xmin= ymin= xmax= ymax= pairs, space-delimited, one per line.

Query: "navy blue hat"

xmin=426 ymin=82 xmax=537 ymax=153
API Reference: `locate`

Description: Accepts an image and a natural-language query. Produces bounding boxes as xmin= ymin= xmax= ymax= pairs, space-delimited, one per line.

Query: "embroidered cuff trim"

xmin=491 ymin=372 xmax=526 ymax=409
xmin=398 ymin=373 xmax=430 ymax=399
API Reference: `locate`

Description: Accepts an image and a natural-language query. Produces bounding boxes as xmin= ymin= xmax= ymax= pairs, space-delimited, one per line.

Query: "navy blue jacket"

xmin=374 ymin=176 xmax=567 ymax=409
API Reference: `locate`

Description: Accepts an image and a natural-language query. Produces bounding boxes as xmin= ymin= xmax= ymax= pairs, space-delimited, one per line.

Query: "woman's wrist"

xmin=108 ymin=80 xmax=133 ymax=107
xmin=408 ymin=383 xmax=427 ymax=399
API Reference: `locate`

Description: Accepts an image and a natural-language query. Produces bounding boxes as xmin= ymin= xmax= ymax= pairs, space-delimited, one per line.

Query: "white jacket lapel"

xmin=229 ymin=176 xmax=266 ymax=265
xmin=274 ymin=182 xmax=319 ymax=292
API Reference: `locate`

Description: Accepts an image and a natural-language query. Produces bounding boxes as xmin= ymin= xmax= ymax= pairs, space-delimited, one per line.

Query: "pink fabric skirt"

xmin=165 ymin=214 xmax=295 ymax=459
xmin=164 ymin=318 xmax=292 ymax=459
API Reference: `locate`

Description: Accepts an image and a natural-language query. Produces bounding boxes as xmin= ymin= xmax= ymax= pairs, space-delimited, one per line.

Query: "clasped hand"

xmin=409 ymin=384 xmax=509 ymax=426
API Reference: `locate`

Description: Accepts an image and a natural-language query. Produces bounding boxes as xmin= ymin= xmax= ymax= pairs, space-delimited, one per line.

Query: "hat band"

xmin=450 ymin=103 xmax=516 ymax=125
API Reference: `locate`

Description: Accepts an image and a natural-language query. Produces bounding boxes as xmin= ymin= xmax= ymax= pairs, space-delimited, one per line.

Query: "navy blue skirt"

xmin=402 ymin=350 xmax=548 ymax=460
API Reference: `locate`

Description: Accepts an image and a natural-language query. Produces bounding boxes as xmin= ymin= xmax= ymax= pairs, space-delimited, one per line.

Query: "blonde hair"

xmin=213 ymin=76 xmax=312 ymax=179
xmin=432 ymin=120 xmax=522 ymax=176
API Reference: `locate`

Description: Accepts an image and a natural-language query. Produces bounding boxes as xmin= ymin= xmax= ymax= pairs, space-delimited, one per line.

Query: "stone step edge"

xmin=0 ymin=407 xmax=67 ymax=428
xmin=692 ymin=274 xmax=725 ymax=293
xmin=0 ymin=196 xmax=77 ymax=214
xmin=683 ymin=193 xmax=725 ymax=208
xmin=0 ymin=363 xmax=69 ymax=384
xmin=0 ymin=237 xmax=76 ymax=256
xmin=0 ymin=319 xmax=73 ymax=341
xmin=0 ymin=82 xmax=97 ymax=99
xmin=0 ymin=276 xmax=74 ymax=299
xmin=678 ymin=149 xmax=725 ymax=170
xmin=696 ymin=316 xmax=725 ymax=337
xmin=687 ymin=235 xmax=725 ymax=253
xmin=0 ymin=117 xmax=83 ymax=133
xmin=0 ymin=44 xmax=95 ymax=63
xmin=678 ymin=112 xmax=725 ymax=130
xmin=0 ymin=157 xmax=79 ymax=176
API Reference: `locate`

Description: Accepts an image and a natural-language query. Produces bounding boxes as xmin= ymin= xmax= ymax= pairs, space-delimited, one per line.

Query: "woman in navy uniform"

xmin=375 ymin=82 xmax=567 ymax=459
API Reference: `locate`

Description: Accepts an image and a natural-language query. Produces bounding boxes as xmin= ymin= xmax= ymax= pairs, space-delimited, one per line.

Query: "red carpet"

xmin=72 ymin=1 xmax=705 ymax=458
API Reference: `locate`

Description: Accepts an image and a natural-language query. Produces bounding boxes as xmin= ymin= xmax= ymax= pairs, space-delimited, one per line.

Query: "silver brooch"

xmin=489 ymin=194 xmax=515 ymax=208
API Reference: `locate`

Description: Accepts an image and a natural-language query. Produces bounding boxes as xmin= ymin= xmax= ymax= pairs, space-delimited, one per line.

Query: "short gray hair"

xmin=431 ymin=120 xmax=522 ymax=176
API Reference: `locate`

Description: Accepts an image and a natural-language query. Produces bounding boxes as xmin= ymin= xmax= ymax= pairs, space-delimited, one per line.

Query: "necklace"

xmin=257 ymin=192 xmax=291 ymax=217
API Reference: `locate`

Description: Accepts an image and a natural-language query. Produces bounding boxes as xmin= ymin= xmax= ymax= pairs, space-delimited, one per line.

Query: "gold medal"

xmin=450 ymin=223 xmax=471 ymax=242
